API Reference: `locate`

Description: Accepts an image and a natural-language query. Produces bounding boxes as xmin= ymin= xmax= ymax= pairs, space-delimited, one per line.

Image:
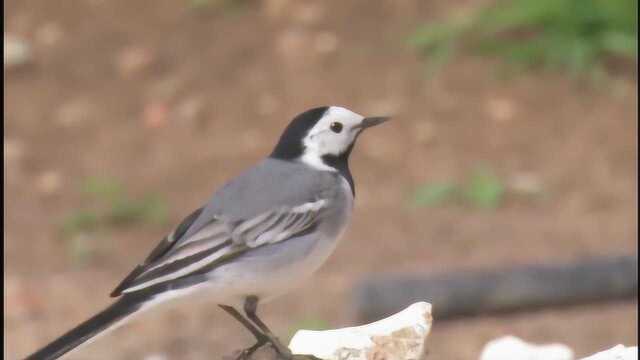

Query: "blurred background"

xmin=4 ymin=0 xmax=637 ymax=359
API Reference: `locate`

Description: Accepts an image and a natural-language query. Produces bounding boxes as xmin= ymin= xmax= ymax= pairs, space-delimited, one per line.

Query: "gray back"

xmin=184 ymin=158 xmax=342 ymax=238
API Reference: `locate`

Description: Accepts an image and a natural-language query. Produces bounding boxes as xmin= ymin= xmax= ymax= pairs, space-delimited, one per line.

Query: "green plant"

xmin=463 ymin=168 xmax=505 ymax=209
xmin=412 ymin=182 xmax=459 ymax=207
xmin=107 ymin=195 xmax=168 ymax=226
xmin=187 ymin=0 xmax=249 ymax=13
xmin=82 ymin=176 xmax=125 ymax=199
xmin=411 ymin=167 xmax=506 ymax=209
xmin=61 ymin=210 xmax=100 ymax=237
xmin=60 ymin=177 xmax=169 ymax=263
xmin=410 ymin=0 xmax=638 ymax=77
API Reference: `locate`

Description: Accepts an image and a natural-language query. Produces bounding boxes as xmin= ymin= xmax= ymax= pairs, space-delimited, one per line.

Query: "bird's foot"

xmin=264 ymin=334 xmax=292 ymax=358
xmin=234 ymin=336 xmax=268 ymax=360
xmin=263 ymin=336 xmax=321 ymax=360
xmin=233 ymin=333 xmax=321 ymax=360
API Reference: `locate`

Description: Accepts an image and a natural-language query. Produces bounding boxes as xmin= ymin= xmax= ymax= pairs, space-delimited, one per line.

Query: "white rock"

xmin=35 ymin=170 xmax=63 ymax=195
xmin=581 ymin=345 xmax=638 ymax=360
xmin=55 ymin=99 xmax=94 ymax=127
xmin=508 ymin=172 xmax=543 ymax=195
xmin=116 ymin=46 xmax=154 ymax=77
xmin=143 ymin=354 xmax=168 ymax=360
xmin=4 ymin=137 xmax=25 ymax=163
xmin=484 ymin=97 xmax=517 ymax=123
xmin=289 ymin=302 xmax=432 ymax=360
xmin=4 ymin=34 xmax=31 ymax=68
xmin=480 ymin=336 xmax=575 ymax=360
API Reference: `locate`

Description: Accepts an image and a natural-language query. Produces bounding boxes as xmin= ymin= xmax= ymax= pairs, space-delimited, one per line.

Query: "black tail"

xmin=26 ymin=296 xmax=143 ymax=360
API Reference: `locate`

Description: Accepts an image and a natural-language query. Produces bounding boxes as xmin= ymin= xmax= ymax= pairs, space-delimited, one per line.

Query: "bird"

xmin=26 ymin=106 xmax=390 ymax=360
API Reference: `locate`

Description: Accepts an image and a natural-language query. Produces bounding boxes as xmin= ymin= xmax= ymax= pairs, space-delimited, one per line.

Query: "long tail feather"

xmin=25 ymin=296 xmax=143 ymax=360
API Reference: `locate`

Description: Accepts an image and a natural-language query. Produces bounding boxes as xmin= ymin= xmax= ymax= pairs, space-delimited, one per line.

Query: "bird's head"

xmin=270 ymin=106 xmax=390 ymax=171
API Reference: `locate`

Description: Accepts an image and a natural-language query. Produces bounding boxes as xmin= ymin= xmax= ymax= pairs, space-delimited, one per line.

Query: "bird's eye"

xmin=330 ymin=122 xmax=343 ymax=133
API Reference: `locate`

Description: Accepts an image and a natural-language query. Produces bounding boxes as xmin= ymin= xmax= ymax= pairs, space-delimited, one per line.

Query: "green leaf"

xmin=463 ymin=169 xmax=505 ymax=209
xmin=600 ymin=31 xmax=638 ymax=58
xmin=140 ymin=195 xmax=170 ymax=225
xmin=61 ymin=210 xmax=100 ymax=237
xmin=81 ymin=177 xmax=124 ymax=201
xmin=106 ymin=195 xmax=168 ymax=227
xmin=410 ymin=0 xmax=638 ymax=78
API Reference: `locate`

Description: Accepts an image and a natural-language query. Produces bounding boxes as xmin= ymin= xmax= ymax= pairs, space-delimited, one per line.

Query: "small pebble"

xmin=4 ymin=138 xmax=25 ymax=163
xmin=143 ymin=354 xmax=168 ymax=360
xmin=35 ymin=170 xmax=63 ymax=195
xmin=176 ymin=96 xmax=204 ymax=122
xmin=508 ymin=173 xmax=543 ymax=195
xmin=4 ymin=34 xmax=31 ymax=68
xmin=143 ymin=101 xmax=170 ymax=129
xmin=485 ymin=97 xmax=517 ymax=123
xmin=116 ymin=46 xmax=155 ymax=77
xmin=315 ymin=31 xmax=339 ymax=54
xmin=55 ymin=99 xmax=93 ymax=128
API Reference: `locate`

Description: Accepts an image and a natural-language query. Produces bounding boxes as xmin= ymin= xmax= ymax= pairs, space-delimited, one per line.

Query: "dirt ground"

xmin=4 ymin=1 xmax=638 ymax=359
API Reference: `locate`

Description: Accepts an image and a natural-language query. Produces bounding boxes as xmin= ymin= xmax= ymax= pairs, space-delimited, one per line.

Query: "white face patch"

xmin=300 ymin=106 xmax=365 ymax=170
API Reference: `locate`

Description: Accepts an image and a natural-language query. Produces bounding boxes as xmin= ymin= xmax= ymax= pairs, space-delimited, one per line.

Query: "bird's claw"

xmin=233 ymin=341 xmax=321 ymax=360
xmin=234 ymin=338 xmax=267 ymax=360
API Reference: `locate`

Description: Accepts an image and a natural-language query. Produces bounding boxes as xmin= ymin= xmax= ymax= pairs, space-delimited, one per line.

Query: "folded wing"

xmin=111 ymin=199 xmax=328 ymax=296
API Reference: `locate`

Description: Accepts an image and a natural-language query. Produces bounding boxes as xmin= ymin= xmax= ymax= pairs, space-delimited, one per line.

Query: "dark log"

xmin=353 ymin=254 xmax=638 ymax=323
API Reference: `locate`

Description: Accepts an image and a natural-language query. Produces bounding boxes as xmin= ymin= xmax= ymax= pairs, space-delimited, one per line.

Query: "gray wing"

xmin=112 ymin=199 xmax=328 ymax=296
xmin=110 ymin=206 xmax=205 ymax=297
xmin=110 ymin=159 xmax=338 ymax=296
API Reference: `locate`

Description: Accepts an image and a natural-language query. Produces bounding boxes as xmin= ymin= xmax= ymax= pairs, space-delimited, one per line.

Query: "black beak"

xmin=359 ymin=116 xmax=391 ymax=129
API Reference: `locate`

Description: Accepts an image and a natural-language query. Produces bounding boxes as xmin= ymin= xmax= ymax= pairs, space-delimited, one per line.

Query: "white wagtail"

xmin=27 ymin=106 xmax=389 ymax=360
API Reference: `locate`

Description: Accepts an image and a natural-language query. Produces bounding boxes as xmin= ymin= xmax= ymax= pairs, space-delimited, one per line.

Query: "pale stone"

xmin=55 ymin=99 xmax=94 ymax=127
xmin=508 ymin=172 xmax=543 ymax=195
xmin=143 ymin=354 xmax=168 ymax=360
xmin=289 ymin=302 xmax=432 ymax=360
xmin=4 ymin=34 xmax=31 ymax=68
xmin=35 ymin=170 xmax=63 ymax=195
xmin=485 ymin=97 xmax=517 ymax=123
xmin=4 ymin=138 xmax=25 ymax=163
xmin=581 ymin=345 xmax=638 ymax=360
xmin=315 ymin=32 xmax=338 ymax=54
xmin=480 ymin=336 xmax=574 ymax=360
xmin=116 ymin=46 xmax=155 ymax=77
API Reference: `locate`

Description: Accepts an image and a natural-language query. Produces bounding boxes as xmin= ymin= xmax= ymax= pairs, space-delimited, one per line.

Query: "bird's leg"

xmin=236 ymin=341 xmax=268 ymax=360
xmin=219 ymin=305 xmax=269 ymax=358
xmin=243 ymin=296 xmax=292 ymax=358
xmin=219 ymin=305 xmax=265 ymax=341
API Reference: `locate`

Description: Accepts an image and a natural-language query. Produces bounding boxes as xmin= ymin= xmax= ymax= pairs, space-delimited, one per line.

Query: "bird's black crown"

xmin=270 ymin=106 xmax=330 ymax=160
xmin=269 ymin=106 xmax=356 ymax=195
